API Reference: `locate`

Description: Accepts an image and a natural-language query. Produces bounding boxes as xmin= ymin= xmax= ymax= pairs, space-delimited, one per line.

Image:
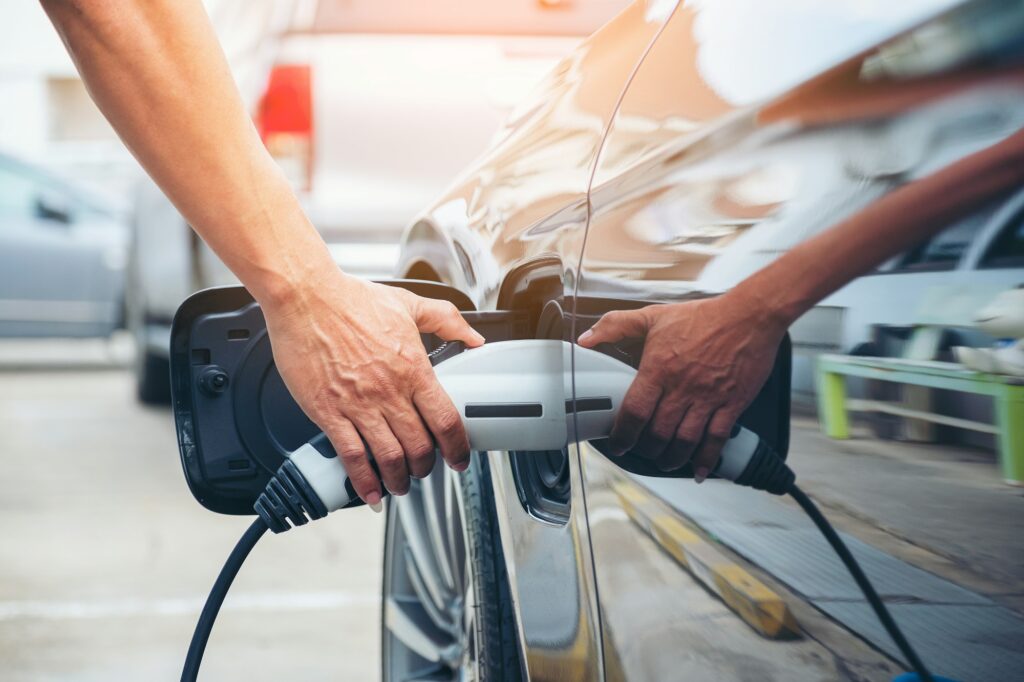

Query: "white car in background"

xmin=129 ymin=0 xmax=627 ymax=402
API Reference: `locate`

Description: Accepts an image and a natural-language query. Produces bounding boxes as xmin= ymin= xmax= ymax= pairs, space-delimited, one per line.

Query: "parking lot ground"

xmin=786 ymin=416 xmax=1024 ymax=609
xmin=0 ymin=366 xmax=384 ymax=682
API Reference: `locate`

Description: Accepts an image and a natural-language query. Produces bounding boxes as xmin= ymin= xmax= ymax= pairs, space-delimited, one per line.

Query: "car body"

xmin=0 ymin=152 xmax=126 ymax=338
xmin=128 ymin=0 xmax=626 ymax=402
xmin=387 ymin=0 xmax=1024 ymax=680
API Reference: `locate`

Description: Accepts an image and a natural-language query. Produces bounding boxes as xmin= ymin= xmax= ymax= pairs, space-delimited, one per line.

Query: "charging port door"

xmin=170 ymin=280 xmax=527 ymax=515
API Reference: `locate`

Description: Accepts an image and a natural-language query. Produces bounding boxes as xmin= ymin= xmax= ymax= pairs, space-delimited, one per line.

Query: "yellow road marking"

xmin=610 ymin=477 xmax=800 ymax=639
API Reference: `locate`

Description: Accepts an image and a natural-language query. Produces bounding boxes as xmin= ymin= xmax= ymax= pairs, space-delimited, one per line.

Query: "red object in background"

xmin=257 ymin=64 xmax=314 ymax=192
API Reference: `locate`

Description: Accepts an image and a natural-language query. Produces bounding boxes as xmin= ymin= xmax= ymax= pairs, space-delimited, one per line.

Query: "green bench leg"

xmin=817 ymin=369 xmax=850 ymax=440
xmin=995 ymin=385 xmax=1024 ymax=486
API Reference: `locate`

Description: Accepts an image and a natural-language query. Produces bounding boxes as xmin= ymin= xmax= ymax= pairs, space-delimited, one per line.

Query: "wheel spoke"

xmin=404 ymin=546 xmax=459 ymax=638
xmin=386 ymin=456 xmax=478 ymax=681
xmin=386 ymin=595 xmax=461 ymax=667
xmin=398 ymin=485 xmax=451 ymax=611
xmin=422 ymin=461 xmax=457 ymax=592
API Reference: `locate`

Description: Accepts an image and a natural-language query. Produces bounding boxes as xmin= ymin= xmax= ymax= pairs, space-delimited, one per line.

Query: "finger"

xmin=382 ymin=403 xmax=436 ymax=480
xmin=356 ymin=414 xmax=411 ymax=496
xmin=657 ymin=407 xmax=713 ymax=473
xmin=414 ymin=379 xmax=471 ymax=472
xmin=608 ymin=375 xmax=662 ymax=456
xmin=690 ymin=410 xmax=738 ymax=483
xmin=634 ymin=398 xmax=688 ymax=461
xmin=412 ymin=298 xmax=485 ymax=347
xmin=578 ymin=308 xmax=652 ymax=348
xmin=323 ymin=418 xmax=382 ymax=506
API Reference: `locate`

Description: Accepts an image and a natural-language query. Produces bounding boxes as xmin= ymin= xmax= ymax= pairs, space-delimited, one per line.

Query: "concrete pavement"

xmin=0 ymin=368 xmax=384 ymax=681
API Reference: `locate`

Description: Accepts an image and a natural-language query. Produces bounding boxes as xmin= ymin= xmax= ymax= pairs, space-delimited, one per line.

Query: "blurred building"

xmin=0 ymin=4 xmax=139 ymax=203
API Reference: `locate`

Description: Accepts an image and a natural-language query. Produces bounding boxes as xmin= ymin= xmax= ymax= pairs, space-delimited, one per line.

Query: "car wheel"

xmin=136 ymin=349 xmax=171 ymax=405
xmin=382 ymin=454 xmax=523 ymax=681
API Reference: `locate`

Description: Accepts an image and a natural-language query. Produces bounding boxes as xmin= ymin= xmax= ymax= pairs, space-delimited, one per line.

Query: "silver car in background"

xmin=0 ymin=152 xmax=126 ymax=338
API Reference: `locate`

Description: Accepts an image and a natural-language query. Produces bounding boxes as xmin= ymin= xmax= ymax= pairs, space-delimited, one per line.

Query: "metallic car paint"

xmin=398 ymin=0 xmax=674 ymax=310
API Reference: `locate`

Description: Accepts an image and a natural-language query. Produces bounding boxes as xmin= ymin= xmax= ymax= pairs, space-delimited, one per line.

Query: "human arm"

xmin=41 ymin=0 xmax=484 ymax=505
xmin=580 ymin=128 xmax=1024 ymax=479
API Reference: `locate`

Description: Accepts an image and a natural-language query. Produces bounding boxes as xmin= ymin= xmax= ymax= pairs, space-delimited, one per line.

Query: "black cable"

xmin=788 ymin=484 xmax=935 ymax=682
xmin=182 ymin=517 xmax=269 ymax=682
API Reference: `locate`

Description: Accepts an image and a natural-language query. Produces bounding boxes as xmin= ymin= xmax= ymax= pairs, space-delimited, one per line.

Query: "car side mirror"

xmin=34 ymin=194 xmax=72 ymax=225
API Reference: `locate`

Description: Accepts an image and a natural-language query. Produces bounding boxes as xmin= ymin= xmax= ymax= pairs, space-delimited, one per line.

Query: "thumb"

xmin=578 ymin=309 xmax=651 ymax=347
xmin=412 ymin=297 xmax=485 ymax=347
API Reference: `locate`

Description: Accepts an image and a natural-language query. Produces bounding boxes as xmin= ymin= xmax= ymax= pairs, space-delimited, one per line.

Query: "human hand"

xmin=263 ymin=273 xmax=485 ymax=507
xmin=577 ymin=292 xmax=786 ymax=481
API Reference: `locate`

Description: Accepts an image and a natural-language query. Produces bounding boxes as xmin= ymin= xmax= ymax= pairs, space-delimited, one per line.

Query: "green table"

xmin=817 ymin=354 xmax=1024 ymax=485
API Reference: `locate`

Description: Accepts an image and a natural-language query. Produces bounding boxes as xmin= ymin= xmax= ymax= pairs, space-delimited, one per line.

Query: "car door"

xmin=0 ymin=159 xmax=114 ymax=337
xmin=568 ymin=2 xmax=1020 ymax=681
xmin=455 ymin=6 xmax=680 ymax=679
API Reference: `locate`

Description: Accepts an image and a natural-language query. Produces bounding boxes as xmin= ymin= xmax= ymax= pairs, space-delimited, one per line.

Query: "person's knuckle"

xmin=375 ymin=446 xmax=405 ymax=467
xmin=709 ymin=424 xmax=732 ymax=441
xmin=650 ymin=422 xmax=675 ymax=444
xmin=675 ymin=425 xmax=702 ymax=445
xmin=602 ymin=311 xmax=622 ymax=324
xmin=408 ymin=441 xmax=436 ymax=465
xmin=434 ymin=409 xmax=463 ymax=439
xmin=338 ymin=444 xmax=367 ymax=462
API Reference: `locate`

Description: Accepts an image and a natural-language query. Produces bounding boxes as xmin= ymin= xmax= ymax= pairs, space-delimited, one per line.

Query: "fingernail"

xmin=578 ymin=330 xmax=593 ymax=343
xmin=453 ymin=460 xmax=469 ymax=472
xmin=471 ymin=331 xmax=486 ymax=345
xmin=365 ymin=491 xmax=382 ymax=512
xmin=694 ymin=467 xmax=710 ymax=484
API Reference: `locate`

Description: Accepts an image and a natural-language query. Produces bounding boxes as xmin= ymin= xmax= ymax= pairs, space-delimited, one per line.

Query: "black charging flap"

xmin=170 ymin=281 xmax=524 ymax=515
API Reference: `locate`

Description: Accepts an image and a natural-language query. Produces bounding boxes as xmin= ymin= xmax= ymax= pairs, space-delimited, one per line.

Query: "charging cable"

xmin=181 ymin=434 xmax=939 ymax=682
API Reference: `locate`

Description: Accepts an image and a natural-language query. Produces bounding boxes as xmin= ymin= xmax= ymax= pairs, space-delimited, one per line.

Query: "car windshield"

xmin=310 ymin=0 xmax=627 ymax=36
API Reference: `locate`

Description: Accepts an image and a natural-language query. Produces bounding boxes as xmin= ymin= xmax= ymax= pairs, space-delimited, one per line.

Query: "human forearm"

xmin=732 ymin=128 xmax=1024 ymax=327
xmin=40 ymin=0 xmax=331 ymax=308
xmin=42 ymin=0 xmax=492 ymax=503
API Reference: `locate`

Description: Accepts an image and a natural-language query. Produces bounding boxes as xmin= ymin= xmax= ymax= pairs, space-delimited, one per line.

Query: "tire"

xmin=136 ymin=349 xmax=171 ymax=405
xmin=382 ymin=454 xmax=523 ymax=681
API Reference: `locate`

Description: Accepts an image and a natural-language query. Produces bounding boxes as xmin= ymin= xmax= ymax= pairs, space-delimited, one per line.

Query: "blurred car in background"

xmin=0 ymin=151 xmax=126 ymax=338
xmin=129 ymin=0 xmax=627 ymax=403
xmin=386 ymin=0 xmax=1024 ymax=679
xmin=791 ymin=187 xmax=1024 ymax=408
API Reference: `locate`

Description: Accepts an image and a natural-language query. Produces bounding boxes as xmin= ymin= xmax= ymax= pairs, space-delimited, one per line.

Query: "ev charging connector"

xmin=253 ymin=340 xmax=789 ymax=533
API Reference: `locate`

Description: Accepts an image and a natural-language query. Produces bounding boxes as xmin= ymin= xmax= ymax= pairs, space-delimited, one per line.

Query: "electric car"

xmin=385 ymin=1 xmax=1024 ymax=680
